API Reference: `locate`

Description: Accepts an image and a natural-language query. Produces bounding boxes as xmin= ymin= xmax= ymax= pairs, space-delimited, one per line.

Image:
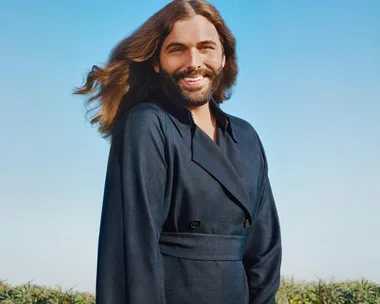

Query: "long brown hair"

xmin=73 ymin=0 xmax=238 ymax=138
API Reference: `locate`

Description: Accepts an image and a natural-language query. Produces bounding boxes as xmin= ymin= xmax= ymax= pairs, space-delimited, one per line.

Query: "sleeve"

xmin=243 ymin=135 xmax=282 ymax=304
xmin=96 ymin=107 xmax=169 ymax=304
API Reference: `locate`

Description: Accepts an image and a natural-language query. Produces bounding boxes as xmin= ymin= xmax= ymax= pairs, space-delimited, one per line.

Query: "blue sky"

xmin=1 ymin=0 xmax=379 ymax=293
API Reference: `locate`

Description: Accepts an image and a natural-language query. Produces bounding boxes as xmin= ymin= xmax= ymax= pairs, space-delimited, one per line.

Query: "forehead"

xmin=163 ymin=15 xmax=221 ymax=46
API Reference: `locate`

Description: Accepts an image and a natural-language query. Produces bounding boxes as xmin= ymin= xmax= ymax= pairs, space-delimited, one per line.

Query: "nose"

xmin=186 ymin=48 xmax=202 ymax=70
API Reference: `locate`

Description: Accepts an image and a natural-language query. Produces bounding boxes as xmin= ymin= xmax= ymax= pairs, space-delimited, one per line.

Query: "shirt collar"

xmin=149 ymin=89 xmax=238 ymax=143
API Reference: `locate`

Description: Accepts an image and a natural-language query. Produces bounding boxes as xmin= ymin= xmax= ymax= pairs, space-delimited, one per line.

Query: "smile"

xmin=181 ymin=76 xmax=206 ymax=87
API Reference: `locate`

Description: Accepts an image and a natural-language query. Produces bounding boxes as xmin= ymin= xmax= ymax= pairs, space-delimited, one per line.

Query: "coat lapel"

xmin=191 ymin=127 xmax=253 ymax=222
xmin=149 ymin=92 xmax=253 ymax=222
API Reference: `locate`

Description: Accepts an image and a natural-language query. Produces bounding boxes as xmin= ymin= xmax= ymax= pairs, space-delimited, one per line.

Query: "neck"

xmin=155 ymin=88 xmax=217 ymax=129
xmin=186 ymin=102 xmax=216 ymax=129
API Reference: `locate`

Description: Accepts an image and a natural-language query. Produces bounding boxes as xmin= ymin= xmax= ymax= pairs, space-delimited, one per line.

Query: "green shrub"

xmin=0 ymin=279 xmax=95 ymax=304
xmin=276 ymin=277 xmax=380 ymax=304
xmin=1 ymin=277 xmax=379 ymax=303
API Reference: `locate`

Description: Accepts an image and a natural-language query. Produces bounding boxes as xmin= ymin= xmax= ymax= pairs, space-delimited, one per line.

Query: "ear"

xmin=221 ymin=54 xmax=226 ymax=69
xmin=152 ymin=59 xmax=160 ymax=73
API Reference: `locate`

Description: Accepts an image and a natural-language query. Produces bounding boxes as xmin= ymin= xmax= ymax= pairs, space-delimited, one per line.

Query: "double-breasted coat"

xmin=96 ymin=90 xmax=282 ymax=304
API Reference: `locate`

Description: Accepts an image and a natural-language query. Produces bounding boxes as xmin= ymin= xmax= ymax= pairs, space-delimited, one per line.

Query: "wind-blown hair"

xmin=74 ymin=0 xmax=238 ymax=138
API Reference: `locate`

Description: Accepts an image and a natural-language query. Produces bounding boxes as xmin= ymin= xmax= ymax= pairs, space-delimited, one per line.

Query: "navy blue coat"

xmin=96 ymin=91 xmax=282 ymax=304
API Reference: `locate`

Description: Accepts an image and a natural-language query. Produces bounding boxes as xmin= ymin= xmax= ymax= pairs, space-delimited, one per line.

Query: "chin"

xmin=181 ymin=92 xmax=211 ymax=107
xmin=183 ymin=98 xmax=209 ymax=107
xmin=180 ymin=86 xmax=213 ymax=106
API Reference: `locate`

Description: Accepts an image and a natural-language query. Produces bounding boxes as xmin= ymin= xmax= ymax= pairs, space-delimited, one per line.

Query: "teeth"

xmin=184 ymin=76 xmax=203 ymax=82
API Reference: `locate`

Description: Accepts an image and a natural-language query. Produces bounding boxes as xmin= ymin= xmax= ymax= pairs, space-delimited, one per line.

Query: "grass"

xmin=0 ymin=280 xmax=95 ymax=304
xmin=1 ymin=277 xmax=379 ymax=303
xmin=276 ymin=277 xmax=380 ymax=303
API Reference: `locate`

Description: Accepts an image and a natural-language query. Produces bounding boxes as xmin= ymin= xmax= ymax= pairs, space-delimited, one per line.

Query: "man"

xmin=75 ymin=0 xmax=281 ymax=303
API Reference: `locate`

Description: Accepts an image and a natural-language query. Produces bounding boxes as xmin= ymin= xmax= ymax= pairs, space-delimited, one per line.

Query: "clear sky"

xmin=1 ymin=0 xmax=379 ymax=293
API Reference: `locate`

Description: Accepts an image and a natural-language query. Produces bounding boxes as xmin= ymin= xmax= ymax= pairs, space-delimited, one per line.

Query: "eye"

xmin=169 ymin=47 xmax=184 ymax=53
xmin=200 ymin=45 xmax=215 ymax=51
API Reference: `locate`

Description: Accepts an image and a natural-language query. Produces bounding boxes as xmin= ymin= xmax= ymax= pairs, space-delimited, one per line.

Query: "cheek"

xmin=202 ymin=50 xmax=225 ymax=69
xmin=159 ymin=54 xmax=184 ymax=74
xmin=205 ymin=55 xmax=224 ymax=69
xmin=204 ymin=56 xmax=223 ymax=72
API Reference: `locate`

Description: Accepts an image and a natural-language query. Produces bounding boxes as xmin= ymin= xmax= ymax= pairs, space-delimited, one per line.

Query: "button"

xmin=190 ymin=220 xmax=201 ymax=229
xmin=244 ymin=218 xmax=251 ymax=228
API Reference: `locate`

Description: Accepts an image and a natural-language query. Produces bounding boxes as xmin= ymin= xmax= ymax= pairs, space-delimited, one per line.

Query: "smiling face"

xmin=154 ymin=14 xmax=226 ymax=107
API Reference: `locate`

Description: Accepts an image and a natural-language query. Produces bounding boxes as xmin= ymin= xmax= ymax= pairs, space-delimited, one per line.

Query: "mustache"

xmin=173 ymin=68 xmax=215 ymax=81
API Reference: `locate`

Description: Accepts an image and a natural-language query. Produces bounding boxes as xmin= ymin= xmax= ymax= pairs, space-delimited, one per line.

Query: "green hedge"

xmin=1 ymin=277 xmax=379 ymax=303
xmin=277 ymin=277 xmax=380 ymax=303
xmin=0 ymin=280 xmax=95 ymax=304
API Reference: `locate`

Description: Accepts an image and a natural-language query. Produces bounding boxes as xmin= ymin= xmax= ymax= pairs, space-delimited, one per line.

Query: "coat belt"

xmin=159 ymin=232 xmax=246 ymax=261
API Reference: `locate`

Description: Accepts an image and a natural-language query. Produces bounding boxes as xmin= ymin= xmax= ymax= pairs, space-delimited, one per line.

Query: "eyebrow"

xmin=165 ymin=40 xmax=218 ymax=50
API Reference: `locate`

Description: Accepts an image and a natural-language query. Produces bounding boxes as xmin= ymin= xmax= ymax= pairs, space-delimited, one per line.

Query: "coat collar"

xmin=147 ymin=89 xmax=251 ymax=222
xmin=149 ymin=89 xmax=238 ymax=143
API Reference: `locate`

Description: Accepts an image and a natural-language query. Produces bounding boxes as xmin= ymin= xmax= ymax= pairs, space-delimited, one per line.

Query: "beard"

xmin=158 ymin=65 xmax=223 ymax=108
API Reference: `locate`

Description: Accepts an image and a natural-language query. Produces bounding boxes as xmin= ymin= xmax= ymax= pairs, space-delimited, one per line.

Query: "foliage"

xmin=1 ymin=277 xmax=379 ymax=303
xmin=0 ymin=279 xmax=95 ymax=304
xmin=276 ymin=277 xmax=380 ymax=304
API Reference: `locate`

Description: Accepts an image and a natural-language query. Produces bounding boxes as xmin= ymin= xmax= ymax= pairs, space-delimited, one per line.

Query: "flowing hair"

xmin=73 ymin=0 xmax=238 ymax=138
